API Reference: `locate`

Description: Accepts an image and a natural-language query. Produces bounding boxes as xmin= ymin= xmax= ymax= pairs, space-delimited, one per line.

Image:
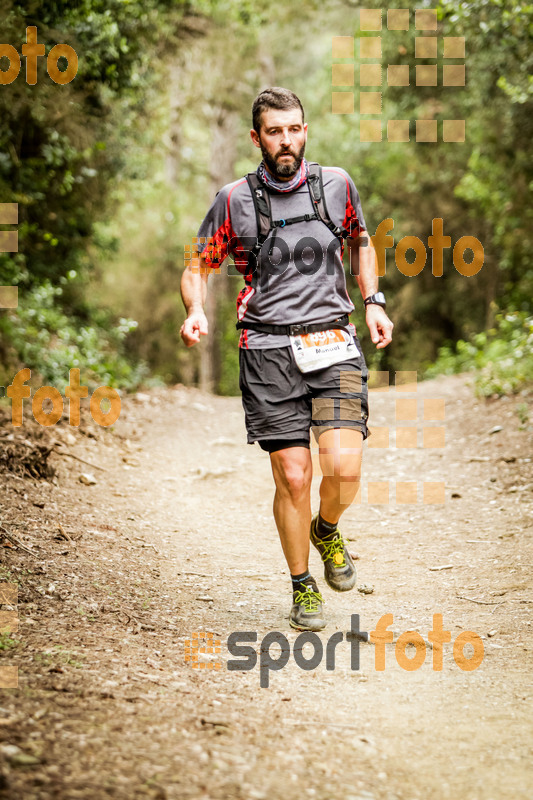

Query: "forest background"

xmin=0 ymin=0 xmax=531 ymax=400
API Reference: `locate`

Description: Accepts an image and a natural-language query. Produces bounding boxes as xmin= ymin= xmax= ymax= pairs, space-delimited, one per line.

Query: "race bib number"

xmin=289 ymin=325 xmax=359 ymax=373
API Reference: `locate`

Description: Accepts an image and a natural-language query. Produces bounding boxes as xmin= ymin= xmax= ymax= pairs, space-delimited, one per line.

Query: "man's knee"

xmin=318 ymin=427 xmax=363 ymax=480
xmin=272 ymin=454 xmax=312 ymax=501
xmin=279 ymin=467 xmax=312 ymax=500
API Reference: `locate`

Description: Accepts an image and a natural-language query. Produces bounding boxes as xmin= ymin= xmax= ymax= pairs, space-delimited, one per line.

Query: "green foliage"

xmin=0 ymin=0 xmax=197 ymax=388
xmin=0 ymin=279 xmax=147 ymax=389
xmin=217 ymin=298 xmax=241 ymax=396
xmin=0 ymin=632 xmax=19 ymax=651
xmin=439 ymin=0 xmax=533 ymax=308
xmin=515 ymin=402 xmax=530 ymax=427
xmin=34 ymin=644 xmax=84 ymax=668
xmin=426 ymin=311 xmax=533 ymax=396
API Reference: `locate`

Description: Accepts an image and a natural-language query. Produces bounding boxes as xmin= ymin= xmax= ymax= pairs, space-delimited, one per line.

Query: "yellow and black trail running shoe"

xmin=289 ymin=581 xmax=326 ymax=631
xmin=310 ymin=513 xmax=357 ymax=592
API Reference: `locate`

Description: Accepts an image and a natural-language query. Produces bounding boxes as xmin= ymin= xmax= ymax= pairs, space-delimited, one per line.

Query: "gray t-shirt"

xmin=196 ymin=165 xmax=366 ymax=349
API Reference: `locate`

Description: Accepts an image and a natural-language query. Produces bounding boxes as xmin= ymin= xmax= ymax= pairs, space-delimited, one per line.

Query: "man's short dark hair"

xmin=252 ymin=87 xmax=305 ymax=134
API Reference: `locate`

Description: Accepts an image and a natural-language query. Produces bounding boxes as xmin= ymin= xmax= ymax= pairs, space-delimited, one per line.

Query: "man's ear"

xmin=250 ymin=128 xmax=261 ymax=149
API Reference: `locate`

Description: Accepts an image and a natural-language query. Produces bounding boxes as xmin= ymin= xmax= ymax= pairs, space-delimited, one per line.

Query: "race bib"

xmin=289 ymin=324 xmax=359 ymax=373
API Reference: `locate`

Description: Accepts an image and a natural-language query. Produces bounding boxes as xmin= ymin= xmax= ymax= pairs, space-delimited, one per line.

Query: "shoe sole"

xmin=289 ymin=617 xmax=327 ymax=632
xmin=323 ymin=572 xmax=357 ymax=593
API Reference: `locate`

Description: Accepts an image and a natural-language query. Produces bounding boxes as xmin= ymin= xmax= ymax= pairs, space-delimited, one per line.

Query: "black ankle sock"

xmin=291 ymin=570 xmax=316 ymax=593
xmin=316 ymin=512 xmax=339 ymax=539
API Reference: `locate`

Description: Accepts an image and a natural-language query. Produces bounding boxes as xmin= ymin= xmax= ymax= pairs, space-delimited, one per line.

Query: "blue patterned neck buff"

xmin=257 ymin=157 xmax=309 ymax=193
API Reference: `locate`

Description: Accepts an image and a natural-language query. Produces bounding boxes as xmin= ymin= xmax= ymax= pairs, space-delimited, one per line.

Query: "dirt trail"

xmin=0 ymin=374 xmax=531 ymax=800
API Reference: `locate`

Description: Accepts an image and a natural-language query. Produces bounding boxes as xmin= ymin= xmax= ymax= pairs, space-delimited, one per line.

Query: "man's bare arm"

xmin=180 ymin=257 xmax=210 ymax=347
xmin=348 ymin=232 xmax=394 ymax=350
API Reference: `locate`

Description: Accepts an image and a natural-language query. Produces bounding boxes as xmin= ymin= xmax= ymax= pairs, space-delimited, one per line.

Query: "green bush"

xmin=0 ymin=279 xmax=148 ymax=391
xmin=426 ymin=312 xmax=533 ymax=397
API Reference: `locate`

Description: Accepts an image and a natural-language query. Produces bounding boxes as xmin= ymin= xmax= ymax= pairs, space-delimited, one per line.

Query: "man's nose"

xmin=279 ymin=128 xmax=292 ymax=146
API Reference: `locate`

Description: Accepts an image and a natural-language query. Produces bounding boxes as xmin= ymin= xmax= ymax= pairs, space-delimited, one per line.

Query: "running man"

xmin=180 ymin=87 xmax=393 ymax=630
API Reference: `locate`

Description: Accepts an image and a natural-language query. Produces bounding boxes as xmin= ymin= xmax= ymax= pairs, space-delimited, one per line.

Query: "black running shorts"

xmin=238 ymin=342 xmax=369 ymax=447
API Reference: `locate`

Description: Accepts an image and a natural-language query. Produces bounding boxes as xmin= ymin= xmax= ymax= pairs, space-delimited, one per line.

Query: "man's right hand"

xmin=180 ymin=311 xmax=208 ymax=347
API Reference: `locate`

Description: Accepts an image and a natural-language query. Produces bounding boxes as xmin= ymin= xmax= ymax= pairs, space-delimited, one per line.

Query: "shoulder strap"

xmin=306 ymin=162 xmax=348 ymax=241
xmin=245 ymin=172 xmax=272 ymax=243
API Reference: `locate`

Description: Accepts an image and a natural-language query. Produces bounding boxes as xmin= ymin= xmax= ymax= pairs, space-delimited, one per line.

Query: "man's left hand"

xmin=366 ymin=305 xmax=394 ymax=349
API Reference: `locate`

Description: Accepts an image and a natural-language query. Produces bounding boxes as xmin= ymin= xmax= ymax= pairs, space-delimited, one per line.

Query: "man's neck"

xmin=263 ymin=164 xmax=291 ymax=182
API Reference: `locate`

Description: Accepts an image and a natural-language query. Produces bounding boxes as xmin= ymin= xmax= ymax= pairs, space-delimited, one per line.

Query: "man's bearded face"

xmin=254 ymin=107 xmax=308 ymax=180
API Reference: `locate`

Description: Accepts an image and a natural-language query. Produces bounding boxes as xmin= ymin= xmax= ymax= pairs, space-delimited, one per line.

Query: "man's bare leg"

xmin=306 ymin=427 xmax=363 ymax=593
xmin=269 ymin=446 xmax=313 ymax=574
xmin=317 ymin=427 xmax=363 ymax=523
xmin=269 ymin=444 xmax=325 ymax=630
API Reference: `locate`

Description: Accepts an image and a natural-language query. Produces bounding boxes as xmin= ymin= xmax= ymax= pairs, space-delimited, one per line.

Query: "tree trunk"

xmin=164 ymin=62 xmax=183 ymax=189
xmin=199 ymin=107 xmax=238 ymax=393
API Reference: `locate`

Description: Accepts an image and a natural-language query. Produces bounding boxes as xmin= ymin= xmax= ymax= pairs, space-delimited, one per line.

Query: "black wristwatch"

xmin=364 ymin=292 xmax=387 ymax=309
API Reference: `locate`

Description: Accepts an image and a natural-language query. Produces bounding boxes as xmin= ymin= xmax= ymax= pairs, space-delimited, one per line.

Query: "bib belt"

xmin=236 ymin=313 xmax=350 ymax=336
